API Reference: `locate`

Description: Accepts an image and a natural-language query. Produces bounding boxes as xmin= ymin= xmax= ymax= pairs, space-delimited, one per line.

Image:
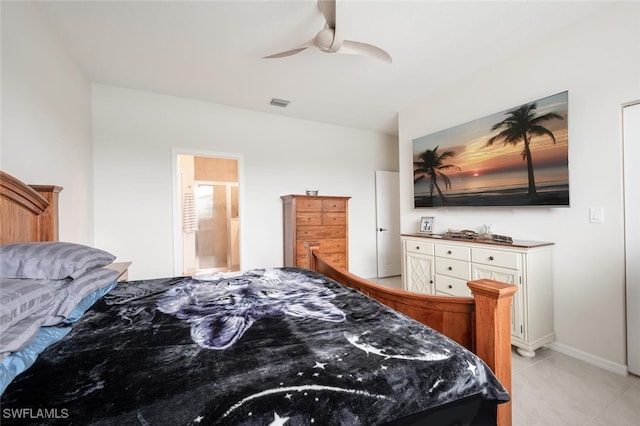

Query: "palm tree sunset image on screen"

xmin=413 ymin=91 xmax=569 ymax=207
xmin=413 ymin=146 xmax=460 ymax=204
xmin=485 ymin=102 xmax=564 ymax=198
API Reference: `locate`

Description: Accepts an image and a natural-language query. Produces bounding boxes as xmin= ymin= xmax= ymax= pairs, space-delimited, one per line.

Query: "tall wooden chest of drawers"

xmin=281 ymin=195 xmax=350 ymax=269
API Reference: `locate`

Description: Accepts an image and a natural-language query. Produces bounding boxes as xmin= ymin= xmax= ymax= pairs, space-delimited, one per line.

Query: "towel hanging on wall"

xmin=183 ymin=190 xmax=198 ymax=233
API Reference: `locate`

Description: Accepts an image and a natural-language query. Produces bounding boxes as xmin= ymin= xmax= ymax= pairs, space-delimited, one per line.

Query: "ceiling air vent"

xmin=269 ymin=98 xmax=290 ymax=108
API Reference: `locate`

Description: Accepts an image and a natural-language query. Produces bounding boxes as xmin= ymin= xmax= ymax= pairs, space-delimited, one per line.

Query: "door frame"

xmin=623 ymin=101 xmax=640 ymax=375
xmin=171 ymin=148 xmax=245 ymax=276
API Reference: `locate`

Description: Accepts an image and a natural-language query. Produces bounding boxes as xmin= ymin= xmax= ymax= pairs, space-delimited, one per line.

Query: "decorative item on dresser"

xmin=401 ymin=233 xmax=554 ymax=358
xmin=281 ymin=194 xmax=350 ymax=269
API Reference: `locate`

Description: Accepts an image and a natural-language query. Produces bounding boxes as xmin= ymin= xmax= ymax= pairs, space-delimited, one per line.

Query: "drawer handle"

xmin=447 ymin=250 xmax=452 ymax=255
xmin=448 ymin=284 xmax=453 ymax=289
xmin=416 ymin=246 xmax=420 ymax=250
xmin=489 ymin=256 xmax=494 ymax=261
xmin=447 ymin=266 xmax=453 ymax=271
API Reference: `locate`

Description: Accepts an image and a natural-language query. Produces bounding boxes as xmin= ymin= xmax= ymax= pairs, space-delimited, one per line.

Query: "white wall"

xmin=6 ymin=0 xmax=634 ymax=372
xmin=92 ymin=84 xmax=398 ymax=280
xmin=0 ymin=1 xmax=93 ymax=244
xmin=399 ymin=4 xmax=640 ymax=371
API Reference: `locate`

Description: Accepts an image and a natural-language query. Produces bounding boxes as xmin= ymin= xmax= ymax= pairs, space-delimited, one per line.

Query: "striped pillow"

xmin=0 ymin=315 xmax=45 ymax=355
xmin=0 ymin=242 xmax=115 ymax=280
xmin=0 ymin=267 xmax=119 ymax=356
xmin=53 ymin=267 xmax=120 ymax=320
xmin=0 ymin=278 xmax=59 ymax=333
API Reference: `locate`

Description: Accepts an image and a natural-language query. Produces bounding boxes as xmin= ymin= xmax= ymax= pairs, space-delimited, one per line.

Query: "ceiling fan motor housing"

xmin=314 ymin=28 xmax=342 ymax=52
xmin=264 ymin=0 xmax=390 ymax=62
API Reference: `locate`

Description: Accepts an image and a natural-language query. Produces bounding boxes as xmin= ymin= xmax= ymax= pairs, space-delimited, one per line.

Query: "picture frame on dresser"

xmin=419 ymin=216 xmax=434 ymax=233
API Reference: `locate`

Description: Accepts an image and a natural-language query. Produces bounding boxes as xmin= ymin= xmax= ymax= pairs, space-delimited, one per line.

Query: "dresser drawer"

xmin=405 ymin=239 xmax=434 ymax=255
xmin=435 ymin=243 xmax=471 ymax=261
xmin=435 ymin=275 xmax=472 ymax=297
xmin=296 ymin=225 xmax=346 ymax=240
xmin=472 ymin=247 xmax=520 ymax=269
xmin=296 ymin=199 xmax=322 ymax=211
xmin=297 ymin=252 xmax=347 ymax=269
xmin=323 ymin=212 xmax=347 ymax=226
xmin=296 ymin=212 xmax=322 ymax=226
xmin=435 ymin=258 xmax=471 ymax=280
xmin=322 ymin=199 xmax=346 ymax=212
xmin=297 ymin=238 xmax=347 ymax=256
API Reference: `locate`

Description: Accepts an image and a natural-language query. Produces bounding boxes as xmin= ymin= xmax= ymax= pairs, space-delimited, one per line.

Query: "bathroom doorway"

xmin=177 ymin=154 xmax=240 ymax=275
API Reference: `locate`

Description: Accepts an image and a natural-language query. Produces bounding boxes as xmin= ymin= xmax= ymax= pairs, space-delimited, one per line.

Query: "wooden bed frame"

xmin=0 ymin=170 xmax=516 ymax=425
xmin=307 ymin=246 xmax=517 ymax=426
xmin=0 ymin=170 xmax=61 ymax=244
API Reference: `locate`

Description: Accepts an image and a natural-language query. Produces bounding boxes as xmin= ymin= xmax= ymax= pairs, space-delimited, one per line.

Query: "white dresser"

xmin=401 ymin=233 xmax=554 ymax=357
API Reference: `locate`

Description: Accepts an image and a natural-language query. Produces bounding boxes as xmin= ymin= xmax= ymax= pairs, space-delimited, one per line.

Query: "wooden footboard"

xmin=306 ymin=241 xmax=516 ymax=426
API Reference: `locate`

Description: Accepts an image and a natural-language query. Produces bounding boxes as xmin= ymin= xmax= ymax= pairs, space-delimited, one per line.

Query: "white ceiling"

xmin=35 ymin=0 xmax=613 ymax=136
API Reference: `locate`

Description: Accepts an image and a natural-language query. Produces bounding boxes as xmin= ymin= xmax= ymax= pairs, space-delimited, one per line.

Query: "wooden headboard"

xmin=0 ymin=170 xmax=62 ymax=244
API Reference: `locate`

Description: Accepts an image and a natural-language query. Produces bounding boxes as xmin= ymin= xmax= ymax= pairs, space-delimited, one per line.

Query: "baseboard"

xmin=550 ymin=342 xmax=628 ymax=376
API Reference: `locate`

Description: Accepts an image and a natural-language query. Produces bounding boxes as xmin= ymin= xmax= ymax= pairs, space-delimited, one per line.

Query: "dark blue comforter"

xmin=1 ymin=268 xmax=508 ymax=425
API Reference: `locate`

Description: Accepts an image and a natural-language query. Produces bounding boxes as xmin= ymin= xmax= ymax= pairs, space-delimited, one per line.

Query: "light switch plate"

xmin=590 ymin=207 xmax=604 ymax=223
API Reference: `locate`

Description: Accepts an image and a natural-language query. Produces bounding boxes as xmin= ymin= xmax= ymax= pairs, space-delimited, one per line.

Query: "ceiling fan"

xmin=263 ymin=0 xmax=392 ymax=63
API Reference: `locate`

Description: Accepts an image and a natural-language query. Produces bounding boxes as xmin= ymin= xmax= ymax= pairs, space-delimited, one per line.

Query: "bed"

xmin=0 ymin=170 xmax=516 ymax=425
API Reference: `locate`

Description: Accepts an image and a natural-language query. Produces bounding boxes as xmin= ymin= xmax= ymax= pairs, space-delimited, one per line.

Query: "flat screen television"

xmin=413 ymin=91 xmax=569 ymax=207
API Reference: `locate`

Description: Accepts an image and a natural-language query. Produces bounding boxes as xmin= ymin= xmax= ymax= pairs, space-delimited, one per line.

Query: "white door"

xmin=624 ymin=102 xmax=640 ymax=375
xmin=375 ymin=171 xmax=401 ymax=277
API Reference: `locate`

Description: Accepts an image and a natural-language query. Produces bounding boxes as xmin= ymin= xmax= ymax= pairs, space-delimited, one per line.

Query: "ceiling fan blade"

xmin=263 ymin=43 xmax=310 ymax=59
xmin=318 ymin=0 xmax=336 ymax=29
xmin=340 ymin=40 xmax=392 ymax=63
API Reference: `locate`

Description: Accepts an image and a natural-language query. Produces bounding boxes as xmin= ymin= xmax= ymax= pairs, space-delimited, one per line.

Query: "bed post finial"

xmin=305 ymin=241 xmax=320 ymax=270
xmin=30 ymin=185 xmax=62 ymax=241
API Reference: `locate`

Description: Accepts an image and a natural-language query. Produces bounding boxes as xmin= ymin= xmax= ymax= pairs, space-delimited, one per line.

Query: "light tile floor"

xmin=369 ymin=275 xmax=640 ymax=425
xmin=512 ymin=348 xmax=640 ymax=425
